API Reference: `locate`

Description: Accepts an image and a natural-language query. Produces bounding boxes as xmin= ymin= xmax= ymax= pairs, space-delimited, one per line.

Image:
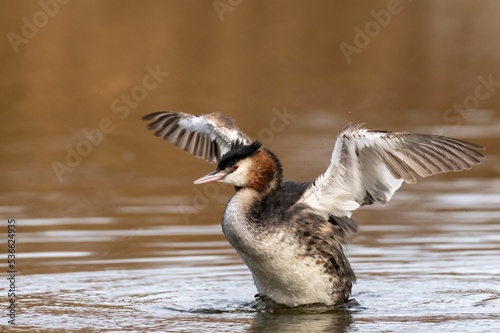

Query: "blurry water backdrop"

xmin=1 ymin=1 xmax=500 ymax=332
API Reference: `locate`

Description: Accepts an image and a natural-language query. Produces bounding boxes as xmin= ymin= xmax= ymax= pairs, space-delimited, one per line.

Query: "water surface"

xmin=1 ymin=1 xmax=500 ymax=332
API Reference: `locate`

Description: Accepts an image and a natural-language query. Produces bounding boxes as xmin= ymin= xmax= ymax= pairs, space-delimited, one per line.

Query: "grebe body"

xmin=143 ymin=112 xmax=484 ymax=307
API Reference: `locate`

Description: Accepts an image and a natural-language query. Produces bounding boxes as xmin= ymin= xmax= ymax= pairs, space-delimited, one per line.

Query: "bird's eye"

xmin=232 ymin=164 xmax=239 ymax=171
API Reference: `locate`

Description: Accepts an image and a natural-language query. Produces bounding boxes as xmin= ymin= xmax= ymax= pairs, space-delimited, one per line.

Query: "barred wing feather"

xmin=142 ymin=112 xmax=252 ymax=163
xmin=299 ymin=124 xmax=484 ymax=218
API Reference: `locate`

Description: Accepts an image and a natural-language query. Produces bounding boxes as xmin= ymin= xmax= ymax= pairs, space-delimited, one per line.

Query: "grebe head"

xmin=194 ymin=141 xmax=283 ymax=192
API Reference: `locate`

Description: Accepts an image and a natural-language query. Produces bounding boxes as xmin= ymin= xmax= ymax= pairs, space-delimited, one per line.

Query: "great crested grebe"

xmin=142 ymin=111 xmax=484 ymax=307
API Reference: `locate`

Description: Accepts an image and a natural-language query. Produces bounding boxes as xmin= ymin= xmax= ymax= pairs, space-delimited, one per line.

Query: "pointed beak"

xmin=193 ymin=170 xmax=227 ymax=184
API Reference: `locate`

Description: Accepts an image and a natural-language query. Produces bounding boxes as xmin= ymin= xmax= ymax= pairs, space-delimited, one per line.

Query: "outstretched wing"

xmin=142 ymin=112 xmax=252 ymax=163
xmin=298 ymin=124 xmax=485 ymax=218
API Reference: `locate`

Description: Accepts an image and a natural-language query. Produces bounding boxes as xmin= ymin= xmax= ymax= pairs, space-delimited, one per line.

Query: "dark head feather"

xmin=217 ymin=141 xmax=262 ymax=170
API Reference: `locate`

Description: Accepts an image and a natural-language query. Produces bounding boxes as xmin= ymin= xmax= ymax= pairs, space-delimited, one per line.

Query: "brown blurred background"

xmin=1 ymin=0 xmax=499 ymax=217
xmin=2 ymin=2 xmax=500 ymax=330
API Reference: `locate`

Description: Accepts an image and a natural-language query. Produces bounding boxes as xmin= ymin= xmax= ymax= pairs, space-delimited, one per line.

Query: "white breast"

xmin=222 ymin=189 xmax=337 ymax=306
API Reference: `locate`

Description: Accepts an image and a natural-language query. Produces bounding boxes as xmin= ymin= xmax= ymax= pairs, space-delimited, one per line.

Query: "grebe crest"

xmin=197 ymin=141 xmax=283 ymax=194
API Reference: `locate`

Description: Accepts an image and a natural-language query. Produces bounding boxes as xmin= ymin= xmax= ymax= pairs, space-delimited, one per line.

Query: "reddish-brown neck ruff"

xmin=246 ymin=148 xmax=283 ymax=195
